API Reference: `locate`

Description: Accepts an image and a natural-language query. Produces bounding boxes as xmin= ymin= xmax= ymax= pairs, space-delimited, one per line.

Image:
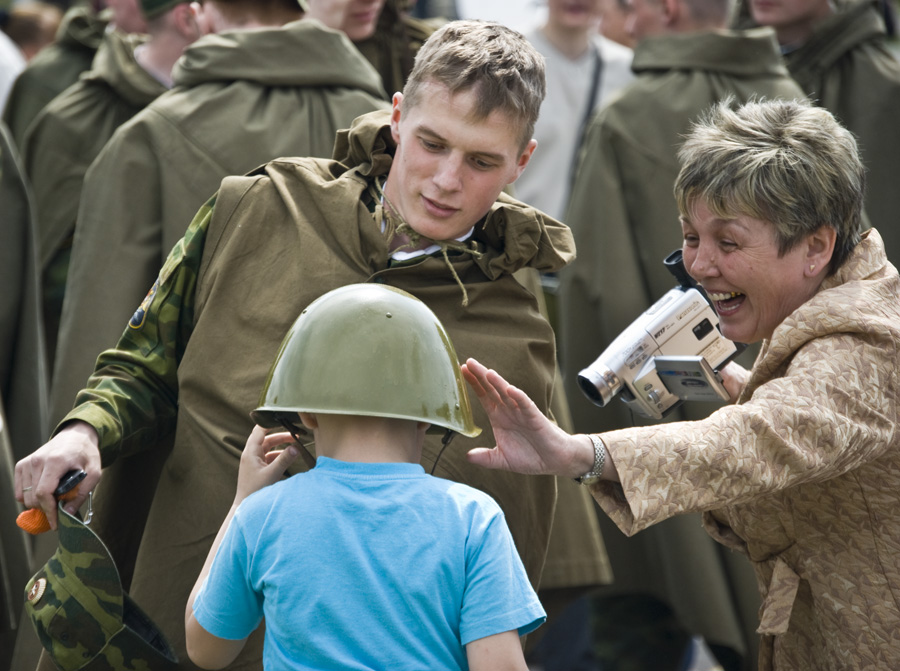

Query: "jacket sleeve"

xmin=590 ymin=329 xmax=898 ymax=535
xmin=58 ymin=196 xmax=216 ymax=466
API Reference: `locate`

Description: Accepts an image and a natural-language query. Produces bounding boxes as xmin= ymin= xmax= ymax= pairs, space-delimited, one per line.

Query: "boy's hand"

xmin=235 ymin=426 xmax=300 ymax=504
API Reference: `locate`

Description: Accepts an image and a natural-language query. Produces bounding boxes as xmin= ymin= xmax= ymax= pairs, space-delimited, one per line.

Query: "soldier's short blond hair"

xmin=401 ymin=20 xmax=546 ymax=150
xmin=675 ymin=98 xmax=865 ymax=274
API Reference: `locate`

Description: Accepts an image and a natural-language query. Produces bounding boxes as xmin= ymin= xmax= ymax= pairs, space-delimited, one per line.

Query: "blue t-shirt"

xmin=192 ymin=457 xmax=545 ymax=670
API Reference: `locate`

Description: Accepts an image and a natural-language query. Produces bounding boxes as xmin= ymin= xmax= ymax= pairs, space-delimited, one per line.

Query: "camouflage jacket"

xmin=62 ymin=109 xmax=575 ymax=667
xmin=591 ymin=230 xmax=900 ymax=670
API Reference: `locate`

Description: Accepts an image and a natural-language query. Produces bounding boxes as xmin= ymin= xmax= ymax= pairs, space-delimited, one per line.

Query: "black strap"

xmin=569 ymin=44 xmax=604 ymax=192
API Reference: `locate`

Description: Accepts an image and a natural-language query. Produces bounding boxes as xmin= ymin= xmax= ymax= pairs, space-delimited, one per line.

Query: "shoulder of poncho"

xmin=475 ymin=192 xmax=575 ymax=276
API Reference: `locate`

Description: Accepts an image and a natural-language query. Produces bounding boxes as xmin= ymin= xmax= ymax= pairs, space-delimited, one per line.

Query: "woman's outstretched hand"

xmin=461 ymin=358 xmax=595 ymax=479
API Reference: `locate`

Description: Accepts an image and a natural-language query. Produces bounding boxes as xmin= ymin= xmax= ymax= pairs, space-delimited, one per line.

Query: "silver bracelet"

xmin=575 ymin=434 xmax=606 ymax=485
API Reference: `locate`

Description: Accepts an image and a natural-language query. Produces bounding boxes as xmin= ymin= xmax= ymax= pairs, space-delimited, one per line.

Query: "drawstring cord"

xmin=373 ymin=178 xmax=483 ymax=307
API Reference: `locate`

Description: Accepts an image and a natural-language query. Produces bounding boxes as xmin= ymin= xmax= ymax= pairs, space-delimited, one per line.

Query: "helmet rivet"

xmin=386 ymin=312 xmax=393 ymax=318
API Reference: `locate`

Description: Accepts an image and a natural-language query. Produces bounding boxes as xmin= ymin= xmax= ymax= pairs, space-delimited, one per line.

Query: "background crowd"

xmin=2 ymin=0 xmax=899 ymax=670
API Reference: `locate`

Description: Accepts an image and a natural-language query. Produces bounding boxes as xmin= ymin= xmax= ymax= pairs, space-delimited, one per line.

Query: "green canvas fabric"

xmin=2 ymin=5 xmax=107 ymax=148
xmin=22 ymin=29 xmax=167 ymax=369
xmin=50 ymin=19 xmax=387 ymax=428
xmin=783 ymin=0 xmax=900 ymax=267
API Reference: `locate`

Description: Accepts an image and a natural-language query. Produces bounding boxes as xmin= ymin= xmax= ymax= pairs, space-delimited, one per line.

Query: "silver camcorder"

xmin=577 ymin=250 xmax=745 ymax=420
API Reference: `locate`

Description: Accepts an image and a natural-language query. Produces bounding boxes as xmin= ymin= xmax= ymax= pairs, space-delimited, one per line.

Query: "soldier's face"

xmin=625 ymin=0 xmax=666 ymax=41
xmin=305 ymin=0 xmax=385 ymax=42
xmin=750 ymin=0 xmax=833 ymax=45
xmin=107 ymin=0 xmax=147 ymax=34
xmin=383 ymin=81 xmax=536 ymax=248
xmin=547 ymin=0 xmax=604 ymax=31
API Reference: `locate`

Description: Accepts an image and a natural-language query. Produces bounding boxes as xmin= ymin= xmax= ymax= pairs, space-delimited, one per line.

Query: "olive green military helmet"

xmin=252 ymin=283 xmax=481 ymax=439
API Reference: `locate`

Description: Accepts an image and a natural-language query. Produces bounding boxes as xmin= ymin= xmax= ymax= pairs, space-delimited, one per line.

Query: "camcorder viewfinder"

xmin=577 ymin=250 xmax=746 ymax=420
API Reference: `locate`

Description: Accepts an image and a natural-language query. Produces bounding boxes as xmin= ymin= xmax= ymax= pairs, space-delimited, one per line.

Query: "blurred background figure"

xmin=22 ymin=0 xmax=202 ymax=370
xmin=0 ymin=2 xmax=63 ymax=60
xmin=2 ymin=2 xmax=125 ymax=150
xmin=598 ymin=0 xmax=635 ymax=46
xmin=0 ymin=9 xmax=25 ymax=112
xmin=354 ymin=0 xmax=437 ymax=96
xmin=409 ymin=0 xmax=458 ymax=18
xmin=745 ymin=0 xmax=900 ymax=268
xmin=0 ymin=117 xmax=47 ymax=671
xmin=516 ymin=0 xmax=633 ymax=222
xmin=456 ymin=0 xmax=544 ymax=26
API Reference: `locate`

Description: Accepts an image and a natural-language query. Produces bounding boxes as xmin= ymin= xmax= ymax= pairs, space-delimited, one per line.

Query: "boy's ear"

xmin=298 ymin=412 xmax=318 ymax=431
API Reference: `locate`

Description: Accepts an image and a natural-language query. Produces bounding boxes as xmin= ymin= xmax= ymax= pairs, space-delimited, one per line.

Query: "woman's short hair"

xmin=401 ymin=20 xmax=546 ymax=151
xmin=675 ymin=98 xmax=866 ymax=273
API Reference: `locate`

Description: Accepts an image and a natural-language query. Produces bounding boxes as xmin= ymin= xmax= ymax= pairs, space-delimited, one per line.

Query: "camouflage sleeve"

xmin=59 ymin=195 xmax=217 ymax=466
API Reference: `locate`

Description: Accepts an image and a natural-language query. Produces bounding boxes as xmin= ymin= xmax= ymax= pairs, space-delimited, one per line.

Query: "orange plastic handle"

xmin=16 ymin=487 xmax=80 ymax=535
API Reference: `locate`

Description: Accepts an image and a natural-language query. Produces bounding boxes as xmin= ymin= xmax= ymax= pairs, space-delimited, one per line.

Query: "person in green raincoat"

xmin=23 ymin=0 xmax=202 ymax=369
xmin=1 ymin=1 xmax=147 ymax=149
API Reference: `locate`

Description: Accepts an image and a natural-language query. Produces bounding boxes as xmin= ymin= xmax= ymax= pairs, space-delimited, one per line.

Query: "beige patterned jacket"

xmin=591 ymin=229 xmax=900 ymax=670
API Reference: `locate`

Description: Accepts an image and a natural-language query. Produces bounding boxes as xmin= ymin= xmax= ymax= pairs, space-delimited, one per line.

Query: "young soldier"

xmin=186 ymin=284 xmax=544 ymax=669
xmin=17 ymin=20 xmax=573 ymax=670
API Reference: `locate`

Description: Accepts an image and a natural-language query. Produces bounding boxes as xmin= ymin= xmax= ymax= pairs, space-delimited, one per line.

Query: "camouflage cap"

xmin=139 ymin=0 xmax=182 ymax=19
xmin=23 ymin=505 xmax=178 ymax=671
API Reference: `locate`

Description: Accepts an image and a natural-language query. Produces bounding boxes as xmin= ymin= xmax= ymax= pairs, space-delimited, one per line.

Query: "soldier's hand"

xmin=15 ymin=421 xmax=101 ymax=530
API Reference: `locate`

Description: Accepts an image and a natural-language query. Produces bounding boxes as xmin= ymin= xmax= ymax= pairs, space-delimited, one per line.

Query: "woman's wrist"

xmin=571 ymin=434 xmax=599 ymax=479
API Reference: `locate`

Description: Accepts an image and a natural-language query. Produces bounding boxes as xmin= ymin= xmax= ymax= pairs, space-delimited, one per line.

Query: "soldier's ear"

xmin=662 ymin=0 xmax=681 ymax=25
xmin=390 ymin=92 xmax=403 ymax=144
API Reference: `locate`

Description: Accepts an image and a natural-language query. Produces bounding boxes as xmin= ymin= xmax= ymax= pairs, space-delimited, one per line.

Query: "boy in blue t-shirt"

xmin=184 ymin=284 xmax=545 ymax=670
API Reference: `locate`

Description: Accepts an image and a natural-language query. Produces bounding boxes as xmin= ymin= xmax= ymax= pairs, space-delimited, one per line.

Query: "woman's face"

xmin=681 ymin=200 xmax=823 ymax=344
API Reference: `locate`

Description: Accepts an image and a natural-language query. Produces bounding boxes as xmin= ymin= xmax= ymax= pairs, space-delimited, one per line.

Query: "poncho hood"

xmin=82 ymin=30 xmax=165 ymax=107
xmin=173 ymin=19 xmax=386 ymax=100
xmin=331 ymin=109 xmax=576 ymax=278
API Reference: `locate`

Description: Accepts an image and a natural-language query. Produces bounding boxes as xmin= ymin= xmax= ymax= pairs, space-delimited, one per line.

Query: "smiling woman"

xmin=462 ymin=98 xmax=900 ymax=670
